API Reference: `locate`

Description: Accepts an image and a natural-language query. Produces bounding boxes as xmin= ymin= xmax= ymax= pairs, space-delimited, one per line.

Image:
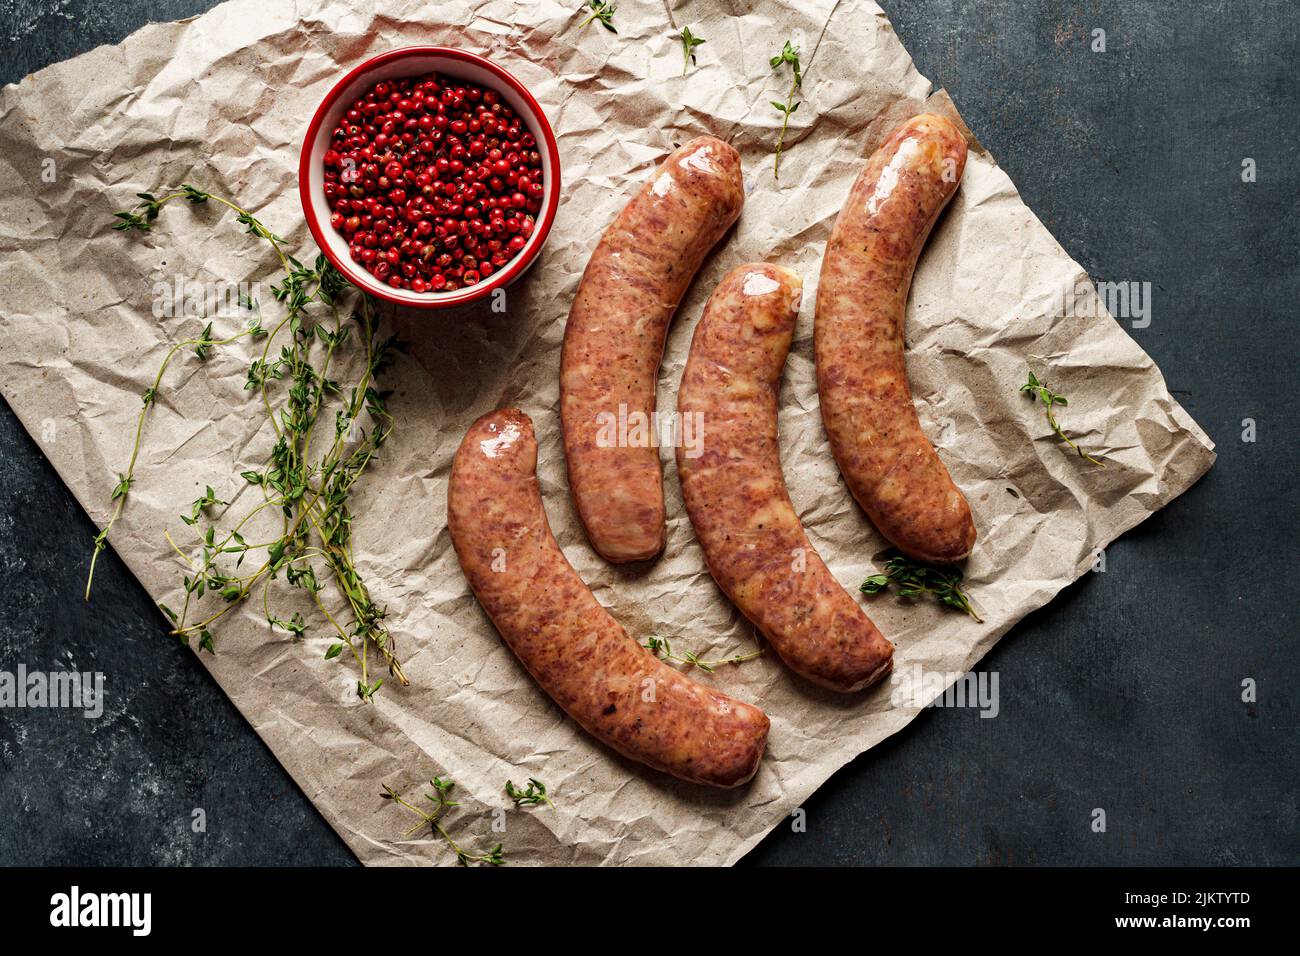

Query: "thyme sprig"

xmin=769 ymin=40 xmax=804 ymax=179
xmin=1021 ymin=371 xmax=1105 ymax=466
xmin=505 ymin=778 xmax=555 ymax=810
xmin=679 ymin=26 xmax=706 ymax=75
xmin=861 ymin=555 xmax=982 ymax=622
xmin=111 ymin=185 xmax=210 ymax=230
xmin=383 ymin=778 xmax=505 ymax=866
xmin=643 ymin=635 xmax=763 ymax=673
xmin=578 ymin=0 xmax=616 ymax=32
xmin=89 ymin=186 xmax=409 ymax=701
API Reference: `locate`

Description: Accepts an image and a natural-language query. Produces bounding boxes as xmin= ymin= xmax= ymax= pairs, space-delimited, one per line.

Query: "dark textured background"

xmin=0 ymin=0 xmax=1295 ymax=866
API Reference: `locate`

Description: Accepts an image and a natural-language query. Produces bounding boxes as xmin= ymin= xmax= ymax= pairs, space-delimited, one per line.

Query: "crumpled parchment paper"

xmin=0 ymin=0 xmax=1214 ymax=865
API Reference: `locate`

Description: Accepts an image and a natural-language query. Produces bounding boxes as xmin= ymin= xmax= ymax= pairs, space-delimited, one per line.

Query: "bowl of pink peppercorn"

xmin=299 ymin=47 xmax=560 ymax=308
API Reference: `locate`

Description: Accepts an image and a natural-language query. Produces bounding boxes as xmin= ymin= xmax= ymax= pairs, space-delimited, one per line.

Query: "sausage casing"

xmin=815 ymin=113 xmax=977 ymax=563
xmin=448 ymin=408 xmax=769 ymax=788
xmin=561 ymin=137 xmax=744 ymax=563
xmin=676 ymin=264 xmax=894 ymax=693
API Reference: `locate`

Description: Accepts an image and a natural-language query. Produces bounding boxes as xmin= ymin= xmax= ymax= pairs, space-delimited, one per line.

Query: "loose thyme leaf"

xmin=680 ymin=26 xmax=706 ymax=75
xmin=505 ymin=777 xmax=555 ymax=809
xmin=578 ymin=0 xmax=616 ymax=32
xmin=859 ymin=554 xmax=982 ymax=622
xmin=1020 ymin=370 xmax=1105 ymax=466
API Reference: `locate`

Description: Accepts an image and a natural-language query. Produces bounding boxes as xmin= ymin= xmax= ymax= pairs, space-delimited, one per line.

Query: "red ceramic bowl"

xmin=299 ymin=47 xmax=561 ymax=309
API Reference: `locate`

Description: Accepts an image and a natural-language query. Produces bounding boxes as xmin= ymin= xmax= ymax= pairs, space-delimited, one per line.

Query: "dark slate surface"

xmin=0 ymin=1 xmax=1295 ymax=866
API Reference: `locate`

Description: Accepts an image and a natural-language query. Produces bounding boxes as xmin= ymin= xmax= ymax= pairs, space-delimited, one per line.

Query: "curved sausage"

xmin=561 ymin=136 xmax=744 ymax=563
xmin=815 ymin=113 xmax=977 ymax=563
xmin=676 ymin=264 xmax=894 ymax=693
xmin=448 ymin=408 xmax=769 ymax=788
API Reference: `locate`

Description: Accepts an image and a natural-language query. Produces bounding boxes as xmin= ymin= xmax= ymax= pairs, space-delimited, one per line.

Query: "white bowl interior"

xmin=305 ymin=53 xmax=556 ymax=306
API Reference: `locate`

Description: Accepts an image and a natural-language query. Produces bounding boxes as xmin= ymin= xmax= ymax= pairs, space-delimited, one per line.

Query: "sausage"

xmin=676 ymin=264 xmax=894 ymax=693
xmin=447 ymin=408 xmax=769 ymax=788
xmin=815 ymin=113 xmax=977 ymax=563
xmin=561 ymin=136 xmax=745 ymax=563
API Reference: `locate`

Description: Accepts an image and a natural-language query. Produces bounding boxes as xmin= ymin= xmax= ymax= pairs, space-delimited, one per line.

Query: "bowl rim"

xmin=298 ymin=46 xmax=561 ymax=309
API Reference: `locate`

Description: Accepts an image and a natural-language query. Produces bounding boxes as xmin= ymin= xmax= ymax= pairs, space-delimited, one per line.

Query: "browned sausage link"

xmin=677 ymin=265 xmax=894 ymax=693
xmin=448 ymin=409 xmax=769 ymax=788
xmin=815 ymin=113 xmax=977 ymax=564
xmin=561 ymin=137 xmax=744 ymax=563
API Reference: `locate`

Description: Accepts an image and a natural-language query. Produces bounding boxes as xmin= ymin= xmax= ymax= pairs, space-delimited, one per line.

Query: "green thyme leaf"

xmin=505 ymin=777 xmax=555 ymax=809
xmin=680 ymin=26 xmax=706 ymax=75
xmin=860 ymin=554 xmax=982 ymax=622
xmin=578 ymin=0 xmax=616 ymax=32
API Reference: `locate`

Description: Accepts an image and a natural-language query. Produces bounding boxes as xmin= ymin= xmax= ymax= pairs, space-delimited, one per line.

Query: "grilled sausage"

xmin=815 ymin=113 xmax=977 ymax=563
xmin=676 ymin=264 xmax=894 ymax=693
xmin=561 ymin=136 xmax=744 ymax=563
xmin=448 ymin=408 xmax=769 ymax=788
